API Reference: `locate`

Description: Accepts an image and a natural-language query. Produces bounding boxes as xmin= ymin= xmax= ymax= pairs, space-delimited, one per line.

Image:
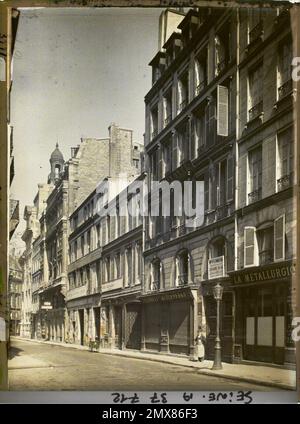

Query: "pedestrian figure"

xmin=196 ymin=330 xmax=205 ymax=362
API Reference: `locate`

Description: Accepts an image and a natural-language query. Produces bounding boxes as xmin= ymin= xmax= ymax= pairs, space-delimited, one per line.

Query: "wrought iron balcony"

xmin=248 ymin=101 xmax=263 ymax=121
xmin=164 ymin=114 xmax=172 ymax=127
xmin=215 ymin=204 xmax=229 ymax=220
xmin=277 ymin=172 xmax=293 ymax=191
xmin=278 ymin=79 xmax=293 ymax=101
xmin=249 ymin=21 xmax=263 ymax=44
xmin=151 ymin=129 xmax=158 ymax=139
xmin=178 ymin=223 xmax=187 ymax=236
xmin=195 ymin=80 xmax=205 ymax=96
xmin=205 ymin=209 xmax=217 ymax=225
xmin=151 ymin=280 xmax=160 ymax=291
xmin=248 ymin=188 xmax=262 ymax=204
xmin=178 ymin=274 xmax=188 ymax=286
xmin=178 ymin=99 xmax=187 ymax=113
xmin=216 ymin=59 xmax=226 ymax=76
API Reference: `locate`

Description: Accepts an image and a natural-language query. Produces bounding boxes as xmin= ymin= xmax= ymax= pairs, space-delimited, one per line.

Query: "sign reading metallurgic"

xmin=233 ymin=262 xmax=296 ymax=284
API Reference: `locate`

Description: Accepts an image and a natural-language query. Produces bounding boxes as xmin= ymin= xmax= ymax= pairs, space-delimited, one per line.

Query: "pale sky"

xmin=10 ymin=7 xmax=162 ymax=250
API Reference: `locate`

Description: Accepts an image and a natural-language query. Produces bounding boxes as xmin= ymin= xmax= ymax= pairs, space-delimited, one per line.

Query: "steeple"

xmin=49 ymin=143 xmax=64 ymax=183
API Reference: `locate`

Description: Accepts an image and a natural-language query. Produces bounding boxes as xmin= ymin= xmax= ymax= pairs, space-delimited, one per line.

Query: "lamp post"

xmin=212 ymin=283 xmax=223 ymax=370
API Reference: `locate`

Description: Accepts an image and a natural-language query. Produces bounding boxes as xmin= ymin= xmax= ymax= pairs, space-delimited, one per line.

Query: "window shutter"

xmin=217 ymin=85 xmax=228 ymax=136
xmin=227 ymin=155 xmax=234 ymax=201
xmin=274 ymin=215 xmax=285 ymax=261
xmin=244 ymin=226 xmax=258 ymax=267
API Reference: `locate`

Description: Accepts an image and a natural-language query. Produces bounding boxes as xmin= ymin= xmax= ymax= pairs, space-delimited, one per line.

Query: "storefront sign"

xmin=208 ymin=256 xmax=225 ymax=280
xmin=143 ymin=289 xmax=193 ymax=303
xmin=233 ymin=262 xmax=296 ymax=284
xmin=102 ymin=277 xmax=123 ymax=293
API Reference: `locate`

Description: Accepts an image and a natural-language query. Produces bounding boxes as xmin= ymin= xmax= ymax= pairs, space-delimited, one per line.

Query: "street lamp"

xmin=212 ymin=283 xmax=223 ymax=370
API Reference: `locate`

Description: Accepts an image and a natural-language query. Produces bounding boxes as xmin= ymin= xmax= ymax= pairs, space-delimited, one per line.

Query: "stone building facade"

xmin=30 ymin=124 xmax=142 ymax=342
xmin=141 ymin=5 xmax=296 ymax=366
xmin=66 ymin=173 xmax=144 ymax=348
xmin=232 ymin=7 xmax=296 ymax=366
xmin=8 ymin=255 xmax=23 ymax=336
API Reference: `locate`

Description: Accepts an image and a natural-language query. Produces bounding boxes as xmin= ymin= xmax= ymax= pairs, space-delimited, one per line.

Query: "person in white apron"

xmin=196 ymin=330 xmax=205 ymax=362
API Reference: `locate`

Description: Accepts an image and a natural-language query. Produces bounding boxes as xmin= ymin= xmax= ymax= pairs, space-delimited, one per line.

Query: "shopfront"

xmin=140 ymin=287 xmax=198 ymax=357
xmin=100 ymin=286 xmax=141 ymax=350
xmin=201 ymin=277 xmax=234 ymax=363
xmin=232 ymin=260 xmax=296 ymax=366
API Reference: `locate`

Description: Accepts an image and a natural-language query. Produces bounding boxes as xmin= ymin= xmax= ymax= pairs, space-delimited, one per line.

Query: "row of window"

xmin=245 ymin=126 xmax=294 ymax=205
xmin=149 ymin=37 xmax=292 ymax=143
xmin=148 ymin=215 xmax=287 ymax=291
xmin=148 ymin=125 xmax=293 ymax=240
xmin=68 ymin=243 xmax=142 ymax=290
xmin=69 ymin=210 xmax=142 ymax=263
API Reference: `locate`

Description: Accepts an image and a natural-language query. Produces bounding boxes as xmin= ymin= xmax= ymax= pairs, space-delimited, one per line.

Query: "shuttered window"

xmin=274 ymin=215 xmax=285 ymax=262
xmin=217 ymin=85 xmax=228 ymax=136
xmin=244 ymin=226 xmax=258 ymax=267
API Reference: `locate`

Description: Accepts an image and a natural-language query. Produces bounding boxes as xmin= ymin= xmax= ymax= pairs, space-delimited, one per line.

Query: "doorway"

xmin=78 ymin=309 xmax=84 ymax=346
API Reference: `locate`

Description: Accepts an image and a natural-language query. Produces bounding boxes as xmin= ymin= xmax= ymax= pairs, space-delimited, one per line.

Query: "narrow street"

xmin=8 ymin=338 xmax=277 ymax=391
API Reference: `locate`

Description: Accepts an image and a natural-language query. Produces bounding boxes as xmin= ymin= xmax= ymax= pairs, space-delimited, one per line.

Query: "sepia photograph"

xmin=0 ymin=0 xmax=299 ymax=406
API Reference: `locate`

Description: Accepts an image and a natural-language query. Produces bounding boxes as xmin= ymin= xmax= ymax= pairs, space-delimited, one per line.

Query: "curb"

xmin=12 ymin=337 xmax=295 ymax=391
xmin=98 ymin=350 xmax=295 ymax=391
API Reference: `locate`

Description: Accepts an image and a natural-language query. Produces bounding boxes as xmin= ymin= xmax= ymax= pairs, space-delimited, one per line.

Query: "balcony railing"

xmin=248 ymin=101 xmax=263 ymax=121
xmin=164 ymin=114 xmax=172 ymax=127
xmin=178 ymin=99 xmax=187 ymax=113
xmin=216 ymin=59 xmax=226 ymax=76
xmin=151 ymin=280 xmax=160 ymax=291
xmin=249 ymin=21 xmax=263 ymax=44
xmin=215 ymin=204 xmax=230 ymax=220
xmin=151 ymin=129 xmax=158 ymax=139
xmin=195 ymin=80 xmax=205 ymax=96
xmin=248 ymin=188 xmax=262 ymax=204
xmin=178 ymin=274 xmax=188 ymax=286
xmin=278 ymin=79 xmax=293 ymax=100
xmin=277 ymin=172 xmax=293 ymax=191
xmin=259 ymin=249 xmax=273 ymax=266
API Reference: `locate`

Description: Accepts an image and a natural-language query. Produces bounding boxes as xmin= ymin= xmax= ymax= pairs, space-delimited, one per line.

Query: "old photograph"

xmin=0 ymin=1 xmax=298 ymax=399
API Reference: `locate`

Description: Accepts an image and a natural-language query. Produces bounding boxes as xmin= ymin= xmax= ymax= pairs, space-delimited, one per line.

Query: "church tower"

xmin=48 ymin=143 xmax=64 ymax=184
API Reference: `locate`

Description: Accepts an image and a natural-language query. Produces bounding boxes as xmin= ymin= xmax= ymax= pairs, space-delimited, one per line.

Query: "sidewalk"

xmin=11 ymin=337 xmax=296 ymax=390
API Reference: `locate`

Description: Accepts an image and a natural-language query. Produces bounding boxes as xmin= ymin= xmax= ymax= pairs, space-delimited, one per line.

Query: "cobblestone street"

xmin=8 ymin=338 xmax=280 ymax=391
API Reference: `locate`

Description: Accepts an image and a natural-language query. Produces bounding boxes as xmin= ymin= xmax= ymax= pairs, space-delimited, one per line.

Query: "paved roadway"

xmin=8 ymin=338 xmax=276 ymax=391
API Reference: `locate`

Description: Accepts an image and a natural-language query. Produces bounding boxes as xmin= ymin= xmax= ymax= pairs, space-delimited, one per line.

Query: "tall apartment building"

xmin=20 ymin=183 xmax=52 ymax=338
xmin=33 ymin=124 xmax=142 ymax=342
xmin=66 ymin=173 xmax=144 ymax=348
xmin=141 ymin=5 xmax=296 ymax=367
xmin=8 ymin=254 xmax=23 ymax=336
xmin=233 ymin=7 xmax=296 ymax=366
